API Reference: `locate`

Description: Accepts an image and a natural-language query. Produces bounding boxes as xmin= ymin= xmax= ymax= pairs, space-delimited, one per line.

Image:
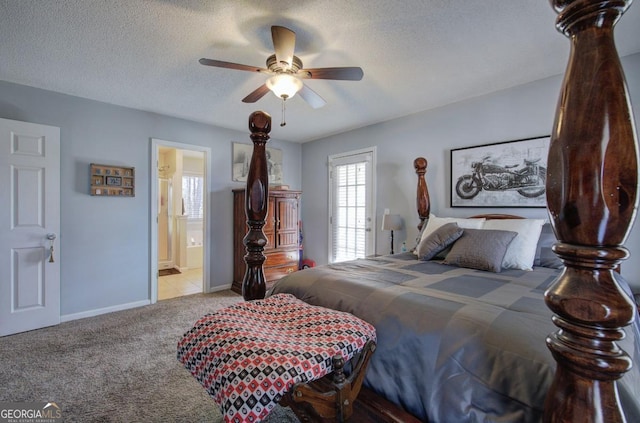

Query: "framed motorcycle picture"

xmin=450 ymin=135 xmax=550 ymax=208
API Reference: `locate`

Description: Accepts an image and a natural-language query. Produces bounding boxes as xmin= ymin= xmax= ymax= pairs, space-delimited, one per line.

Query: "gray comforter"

xmin=269 ymin=254 xmax=640 ymax=422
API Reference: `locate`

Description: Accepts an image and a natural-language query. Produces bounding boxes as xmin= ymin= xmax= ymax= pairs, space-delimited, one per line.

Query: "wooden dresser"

xmin=232 ymin=189 xmax=302 ymax=295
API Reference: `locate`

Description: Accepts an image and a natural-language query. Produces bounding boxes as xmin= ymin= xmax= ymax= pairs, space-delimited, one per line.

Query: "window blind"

xmin=182 ymin=175 xmax=204 ymax=219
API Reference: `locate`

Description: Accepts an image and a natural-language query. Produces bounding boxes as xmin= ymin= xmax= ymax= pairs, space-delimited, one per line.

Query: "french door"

xmin=328 ymin=148 xmax=376 ymax=263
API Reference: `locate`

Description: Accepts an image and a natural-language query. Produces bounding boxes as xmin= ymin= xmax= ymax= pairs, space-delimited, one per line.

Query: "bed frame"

xmin=240 ymin=1 xmax=638 ymax=421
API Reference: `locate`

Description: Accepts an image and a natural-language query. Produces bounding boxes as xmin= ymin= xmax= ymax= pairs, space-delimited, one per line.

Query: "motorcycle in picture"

xmin=455 ymin=156 xmax=546 ymax=200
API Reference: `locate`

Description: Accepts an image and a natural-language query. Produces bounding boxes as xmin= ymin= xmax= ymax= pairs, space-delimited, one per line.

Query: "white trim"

xmin=60 ymin=300 xmax=150 ymax=323
xmin=328 ymin=146 xmax=378 ymax=163
xmin=150 ymin=139 xmax=213 ymax=304
xmin=209 ymin=284 xmax=233 ymax=293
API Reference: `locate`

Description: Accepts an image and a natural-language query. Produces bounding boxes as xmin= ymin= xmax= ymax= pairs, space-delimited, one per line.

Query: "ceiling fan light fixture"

xmin=266 ymin=74 xmax=303 ymax=99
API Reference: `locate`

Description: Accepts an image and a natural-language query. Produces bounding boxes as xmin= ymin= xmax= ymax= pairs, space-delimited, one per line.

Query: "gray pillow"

xmin=443 ymin=228 xmax=517 ymax=272
xmin=417 ymin=223 xmax=463 ymax=261
xmin=534 ymin=223 xmax=564 ymax=269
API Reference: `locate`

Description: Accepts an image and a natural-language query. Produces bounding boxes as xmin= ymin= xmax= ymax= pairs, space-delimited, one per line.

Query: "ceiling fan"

xmin=199 ymin=25 xmax=364 ymax=117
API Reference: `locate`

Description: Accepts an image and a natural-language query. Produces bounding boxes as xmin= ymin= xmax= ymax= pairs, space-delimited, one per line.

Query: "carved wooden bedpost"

xmin=544 ymin=1 xmax=638 ymax=422
xmin=242 ymin=111 xmax=272 ymax=301
xmin=414 ymin=157 xmax=431 ymax=231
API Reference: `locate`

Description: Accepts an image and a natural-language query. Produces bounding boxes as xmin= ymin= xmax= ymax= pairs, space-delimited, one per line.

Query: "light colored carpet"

xmin=0 ymin=291 xmax=299 ymax=422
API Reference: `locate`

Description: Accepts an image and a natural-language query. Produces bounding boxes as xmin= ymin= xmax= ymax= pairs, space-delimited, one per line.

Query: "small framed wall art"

xmin=90 ymin=163 xmax=135 ymax=196
xmin=232 ymin=142 xmax=283 ymax=184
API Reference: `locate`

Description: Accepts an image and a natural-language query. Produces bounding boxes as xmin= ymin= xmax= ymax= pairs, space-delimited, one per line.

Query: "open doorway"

xmin=150 ymin=139 xmax=211 ymax=303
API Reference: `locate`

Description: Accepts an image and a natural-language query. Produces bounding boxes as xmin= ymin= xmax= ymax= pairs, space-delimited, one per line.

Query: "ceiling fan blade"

xmin=298 ymin=84 xmax=326 ymax=109
xmin=199 ymin=58 xmax=268 ymax=73
xmin=299 ymin=67 xmax=364 ymax=81
xmin=271 ymin=26 xmax=296 ymax=69
xmin=242 ymin=84 xmax=271 ymax=103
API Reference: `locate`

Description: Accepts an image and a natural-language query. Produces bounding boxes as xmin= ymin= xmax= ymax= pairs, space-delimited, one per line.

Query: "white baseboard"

xmin=60 ymin=299 xmax=151 ymax=323
xmin=208 ymin=284 xmax=232 ymax=293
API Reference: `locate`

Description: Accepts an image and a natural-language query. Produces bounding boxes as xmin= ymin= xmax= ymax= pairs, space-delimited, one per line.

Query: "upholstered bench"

xmin=177 ymin=293 xmax=377 ymax=423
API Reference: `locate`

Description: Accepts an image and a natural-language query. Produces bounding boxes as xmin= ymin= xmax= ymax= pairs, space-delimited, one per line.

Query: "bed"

xmin=238 ymin=2 xmax=639 ymax=422
xmin=269 ymin=235 xmax=640 ymax=421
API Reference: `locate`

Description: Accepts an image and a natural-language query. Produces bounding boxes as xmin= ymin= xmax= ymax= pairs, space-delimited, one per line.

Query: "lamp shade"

xmin=381 ymin=213 xmax=403 ymax=231
xmin=266 ymin=74 xmax=303 ymax=99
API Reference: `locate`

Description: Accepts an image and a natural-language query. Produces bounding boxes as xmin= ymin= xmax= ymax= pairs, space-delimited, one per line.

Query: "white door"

xmin=328 ymin=148 xmax=376 ymax=262
xmin=0 ymin=118 xmax=60 ymax=336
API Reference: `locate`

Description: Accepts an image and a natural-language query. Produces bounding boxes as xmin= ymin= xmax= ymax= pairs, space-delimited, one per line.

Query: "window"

xmin=328 ymin=148 xmax=376 ymax=263
xmin=182 ymin=174 xmax=203 ymax=219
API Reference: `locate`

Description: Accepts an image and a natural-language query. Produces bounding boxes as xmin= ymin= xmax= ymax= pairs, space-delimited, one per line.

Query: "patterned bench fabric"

xmin=177 ymin=293 xmax=377 ymax=423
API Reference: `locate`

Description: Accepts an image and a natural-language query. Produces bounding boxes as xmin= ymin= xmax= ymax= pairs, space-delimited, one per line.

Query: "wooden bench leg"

xmin=281 ymin=340 xmax=377 ymax=422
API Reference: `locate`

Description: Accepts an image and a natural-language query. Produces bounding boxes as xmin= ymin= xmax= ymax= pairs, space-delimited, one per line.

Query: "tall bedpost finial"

xmin=414 ymin=157 xmax=430 ymax=231
xmin=544 ymin=1 xmax=638 ymax=422
xmin=242 ymin=111 xmax=272 ymax=300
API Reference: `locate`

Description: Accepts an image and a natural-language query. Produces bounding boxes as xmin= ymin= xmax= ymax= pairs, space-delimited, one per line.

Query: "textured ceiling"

xmin=1 ymin=1 xmax=639 ymax=143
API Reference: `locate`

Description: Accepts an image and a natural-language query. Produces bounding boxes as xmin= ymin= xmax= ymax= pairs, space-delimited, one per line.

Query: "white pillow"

xmin=482 ymin=219 xmax=545 ymax=270
xmin=415 ymin=214 xmax=486 ymax=255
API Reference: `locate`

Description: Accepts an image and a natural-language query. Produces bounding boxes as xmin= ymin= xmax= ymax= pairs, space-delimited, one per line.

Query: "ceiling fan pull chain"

xmin=280 ymin=97 xmax=287 ymax=127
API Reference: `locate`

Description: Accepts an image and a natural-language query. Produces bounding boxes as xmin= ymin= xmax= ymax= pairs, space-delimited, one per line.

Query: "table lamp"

xmin=381 ymin=213 xmax=403 ymax=254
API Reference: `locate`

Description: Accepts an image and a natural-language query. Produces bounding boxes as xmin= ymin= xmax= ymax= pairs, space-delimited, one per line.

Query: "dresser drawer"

xmin=265 ymin=250 xmax=298 ymax=266
xmin=265 ymin=263 xmax=298 ymax=282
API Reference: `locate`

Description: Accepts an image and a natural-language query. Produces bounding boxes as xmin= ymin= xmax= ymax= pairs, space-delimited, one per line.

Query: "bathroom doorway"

xmin=150 ymin=139 xmax=211 ymax=303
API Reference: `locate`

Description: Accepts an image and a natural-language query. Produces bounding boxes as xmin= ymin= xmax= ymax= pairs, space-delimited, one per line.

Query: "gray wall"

xmin=301 ymin=53 xmax=640 ymax=290
xmin=0 ymin=81 xmax=302 ymax=316
xmin=2 ymin=51 xmax=638 ymax=317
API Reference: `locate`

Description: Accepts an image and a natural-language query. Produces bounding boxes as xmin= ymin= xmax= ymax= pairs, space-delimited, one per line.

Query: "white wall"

xmin=301 ymin=53 xmax=640 ymax=291
xmin=0 ymin=81 xmax=302 ymax=316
